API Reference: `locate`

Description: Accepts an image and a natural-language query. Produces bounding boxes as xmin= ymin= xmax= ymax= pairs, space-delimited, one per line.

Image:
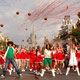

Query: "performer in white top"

xmin=66 ymin=39 xmax=80 ymax=76
xmin=40 ymin=37 xmax=55 ymax=77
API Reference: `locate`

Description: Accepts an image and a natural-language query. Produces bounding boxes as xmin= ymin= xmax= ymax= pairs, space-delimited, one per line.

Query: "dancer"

xmin=1 ymin=41 xmax=22 ymax=78
xmin=26 ymin=48 xmax=30 ymax=69
xmin=41 ymin=38 xmax=55 ymax=77
xmin=0 ymin=51 xmax=5 ymax=69
xmin=51 ymin=46 xmax=57 ymax=71
xmin=20 ymin=45 xmax=26 ymax=72
xmin=66 ymin=39 xmax=80 ymax=76
xmin=56 ymin=43 xmax=65 ymax=74
xmin=76 ymin=48 xmax=80 ymax=70
xmin=29 ymin=47 xmax=36 ymax=72
xmin=16 ymin=45 xmax=21 ymax=69
xmin=35 ymin=45 xmax=44 ymax=75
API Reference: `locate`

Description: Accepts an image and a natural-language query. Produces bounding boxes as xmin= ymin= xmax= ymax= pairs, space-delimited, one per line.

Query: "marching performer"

xmin=56 ymin=43 xmax=65 ymax=74
xmin=1 ymin=41 xmax=22 ymax=78
xmin=29 ymin=47 xmax=36 ymax=72
xmin=41 ymin=38 xmax=55 ymax=77
xmin=66 ymin=39 xmax=80 ymax=76
xmin=20 ymin=45 xmax=26 ymax=72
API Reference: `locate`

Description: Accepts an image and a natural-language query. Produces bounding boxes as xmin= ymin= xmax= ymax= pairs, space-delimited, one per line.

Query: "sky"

xmin=0 ymin=0 xmax=80 ymax=47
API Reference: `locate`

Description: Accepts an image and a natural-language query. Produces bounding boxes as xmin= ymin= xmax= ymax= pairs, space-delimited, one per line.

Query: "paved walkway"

xmin=0 ymin=69 xmax=80 ymax=80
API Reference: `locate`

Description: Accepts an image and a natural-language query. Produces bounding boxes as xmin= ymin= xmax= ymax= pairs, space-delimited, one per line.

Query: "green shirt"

xmin=6 ymin=46 xmax=15 ymax=59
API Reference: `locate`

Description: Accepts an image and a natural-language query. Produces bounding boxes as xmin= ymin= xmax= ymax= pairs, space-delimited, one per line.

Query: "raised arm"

xmin=44 ymin=37 xmax=47 ymax=49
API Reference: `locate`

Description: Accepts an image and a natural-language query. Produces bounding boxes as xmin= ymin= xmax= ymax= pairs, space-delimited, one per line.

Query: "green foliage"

xmin=72 ymin=28 xmax=80 ymax=42
xmin=0 ymin=40 xmax=6 ymax=51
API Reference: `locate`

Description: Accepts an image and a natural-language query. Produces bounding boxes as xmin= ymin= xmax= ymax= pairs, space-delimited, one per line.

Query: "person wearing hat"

xmin=1 ymin=41 xmax=22 ymax=78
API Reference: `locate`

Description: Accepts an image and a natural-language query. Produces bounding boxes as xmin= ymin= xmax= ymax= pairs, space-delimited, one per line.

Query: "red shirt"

xmin=30 ymin=51 xmax=36 ymax=59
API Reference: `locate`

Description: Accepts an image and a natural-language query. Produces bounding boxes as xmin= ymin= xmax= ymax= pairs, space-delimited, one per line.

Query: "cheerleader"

xmin=56 ymin=43 xmax=65 ymax=74
xmin=16 ymin=45 xmax=21 ymax=69
xmin=41 ymin=43 xmax=55 ymax=77
xmin=26 ymin=48 xmax=30 ymax=69
xmin=66 ymin=40 xmax=80 ymax=76
xmin=35 ymin=46 xmax=44 ymax=75
xmin=76 ymin=48 xmax=80 ymax=70
xmin=29 ymin=47 xmax=36 ymax=72
xmin=41 ymin=47 xmax=44 ymax=55
xmin=0 ymin=51 xmax=5 ymax=69
xmin=51 ymin=46 xmax=57 ymax=69
xmin=20 ymin=45 xmax=26 ymax=72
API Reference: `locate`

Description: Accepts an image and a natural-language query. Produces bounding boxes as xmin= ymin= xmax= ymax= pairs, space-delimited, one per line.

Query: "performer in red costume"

xmin=0 ymin=51 xmax=5 ymax=68
xmin=29 ymin=47 xmax=36 ymax=72
xmin=20 ymin=45 xmax=26 ymax=72
xmin=51 ymin=46 xmax=57 ymax=69
xmin=26 ymin=48 xmax=31 ymax=69
xmin=16 ymin=45 xmax=21 ymax=69
xmin=35 ymin=46 xmax=44 ymax=75
xmin=56 ymin=43 xmax=65 ymax=74
xmin=76 ymin=47 xmax=80 ymax=71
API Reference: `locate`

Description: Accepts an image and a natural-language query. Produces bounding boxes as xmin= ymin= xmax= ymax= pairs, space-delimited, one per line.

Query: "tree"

xmin=72 ymin=28 xmax=80 ymax=42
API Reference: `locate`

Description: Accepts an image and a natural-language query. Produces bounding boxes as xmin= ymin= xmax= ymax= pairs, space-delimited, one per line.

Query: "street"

xmin=0 ymin=69 xmax=80 ymax=80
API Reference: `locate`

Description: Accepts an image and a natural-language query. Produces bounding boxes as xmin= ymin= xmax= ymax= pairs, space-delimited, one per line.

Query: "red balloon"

xmin=28 ymin=13 xmax=31 ymax=16
xmin=25 ymin=28 xmax=28 ymax=30
xmin=22 ymin=40 xmax=24 ymax=42
xmin=44 ymin=17 xmax=47 ymax=20
xmin=16 ymin=12 xmax=19 ymax=15
xmin=0 ymin=24 xmax=4 ymax=27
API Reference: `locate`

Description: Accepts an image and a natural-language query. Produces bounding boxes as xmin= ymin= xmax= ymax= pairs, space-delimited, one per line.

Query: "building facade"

xmin=59 ymin=15 xmax=75 ymax=40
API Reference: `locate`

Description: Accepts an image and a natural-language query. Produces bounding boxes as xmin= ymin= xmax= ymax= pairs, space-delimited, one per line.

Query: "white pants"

xmin=16 ymin=59 xmax=21 ymax=69
xmin=26 ymin=59 xmax=30 ymax=68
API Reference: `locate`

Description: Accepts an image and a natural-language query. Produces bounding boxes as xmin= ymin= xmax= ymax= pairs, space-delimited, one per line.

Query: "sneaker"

xmin=36 ymin=72 xmax=41 ymax=75
xmin=22 ymin=70 xmax=25 ymax=72
xmin=9 ymin=70 xmax=12 ymax=75
xmin=74 ymin=69 xmax=76 ymax=72
xmin=48 ymin=69 xmax=51 ymax=71
xmin=56 ymin=70 xmax=59 ymax=74
xmin=52 ymin=69 xmax=55 ymax=77
xmin=40 ymin=73 xmax=44 ymax=77
xmin=19 ymin=74 xmax=23 ymax=77
xmin=30 ymin=69 xmax=32 ymax=71
xmin=33 ymin=70 xmax=36 ymax=73
xmin=59 ymin=70 xmax=62 ymax=74
xmin=40 ymin=69 xmax=45 ymax=77
xmin=78 ymin=73 xmax=80 ymax=76
xmin=13 ymin=69 xmax=15 ymax=72
xmin=11 ymin=68 xmax=13 ymax=71
xmin=1 ymin=74 xmax=5 ymax=78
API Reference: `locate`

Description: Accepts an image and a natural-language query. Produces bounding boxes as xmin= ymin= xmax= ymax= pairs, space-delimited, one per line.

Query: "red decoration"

xmin=22 ymin=40 xmax=24 ymax=42
xmin=16 ymin=12 xmax=19 ymax=15
xmin=44 ymin=17 xmax=48 ymax=20
xmin=25 ymin=28 xmax=28 ymax=30
xmin=0 ymin=24 xmax=4 ymax=27
xmin=28 ymin=13 xmax=31 ymax=16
